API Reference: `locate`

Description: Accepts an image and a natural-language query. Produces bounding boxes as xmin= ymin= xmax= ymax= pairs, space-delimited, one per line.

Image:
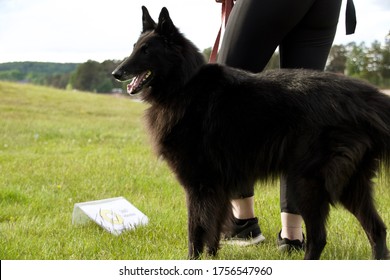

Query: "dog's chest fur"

xmin=145 ymin=102 xmax=187 ymax=158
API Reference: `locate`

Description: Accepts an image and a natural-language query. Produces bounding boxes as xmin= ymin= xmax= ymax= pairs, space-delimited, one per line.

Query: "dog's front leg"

xmin=185 ymin=184 xmax=229 ymax=259
xmin=186 ymin=191 xmax=206 ymax=259
xmin=187 ymin=219 xmax=205 ymax=259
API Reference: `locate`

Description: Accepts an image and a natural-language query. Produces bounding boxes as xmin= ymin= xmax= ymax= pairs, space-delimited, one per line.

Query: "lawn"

xmin=0 ymin=81 xmax=389 ymax=260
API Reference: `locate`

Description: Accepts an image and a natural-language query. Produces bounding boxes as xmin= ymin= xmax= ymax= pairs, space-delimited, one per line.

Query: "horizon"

xmin=1 ymin=35 xmax=389 ymax=65
xmin=0 ymin=0 xmax=389 ymax=64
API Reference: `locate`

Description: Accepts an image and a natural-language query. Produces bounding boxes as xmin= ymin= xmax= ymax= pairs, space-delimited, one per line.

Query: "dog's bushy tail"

xmin=369 ymin=90 xmax=390 ymax=169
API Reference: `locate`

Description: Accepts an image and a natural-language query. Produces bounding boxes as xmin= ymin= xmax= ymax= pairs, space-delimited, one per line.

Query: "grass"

xmin=0 ymin=81 xmax=389 ymax=260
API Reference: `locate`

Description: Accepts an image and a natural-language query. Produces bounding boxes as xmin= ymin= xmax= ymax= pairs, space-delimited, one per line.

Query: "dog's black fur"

xmin=112 ymin=7 xmax=390 ymax=259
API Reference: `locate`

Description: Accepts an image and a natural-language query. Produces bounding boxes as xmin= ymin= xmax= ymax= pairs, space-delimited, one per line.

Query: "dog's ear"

xmin=142 ymin=6 xmax=156 ymax=33
xmin=156 ymin=7 xmax=177 ymax=38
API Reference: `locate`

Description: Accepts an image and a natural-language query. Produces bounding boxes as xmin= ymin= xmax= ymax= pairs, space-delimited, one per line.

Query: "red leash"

xmin=209 ymin=0 xmax=234 ymax=63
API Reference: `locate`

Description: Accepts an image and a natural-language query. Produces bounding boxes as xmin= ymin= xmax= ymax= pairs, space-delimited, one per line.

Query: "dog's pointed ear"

xmin=142 ymin=6 xmax=156 ymax=32
xmin=156 ymin=7 xmax=177 ymax=37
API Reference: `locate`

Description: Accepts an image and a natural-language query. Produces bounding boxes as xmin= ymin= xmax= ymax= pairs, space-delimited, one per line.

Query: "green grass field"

xmin=0 ymin=81 xmax=389 ymax=260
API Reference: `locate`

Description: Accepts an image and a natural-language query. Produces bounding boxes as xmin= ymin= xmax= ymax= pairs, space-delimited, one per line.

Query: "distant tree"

xmin=0 ymin=69 xmax=24 ymax=81
xmin=345 ymin=42 xmax=368 ymax=77
xmin=203 ymin=47 xmax=212 ymax=61
xmin=45 ymin=73 xmax=71 ymax=89
xmin=326 ymin=45 xmax=347 ymax=73
xmin=72 ymin=60 xmax=105 ymax=92
xmin=101 ymin=60 xmax=124 ymax=92
xmin=265 ymin=51 xmax=280 ymax=70
xmin=380 ymin=35 xmax=390 ymax=86
xmin=70 ymin=59 xmax=126 ymax=93
xmin=364 ymin=40 xmax=383 ymax=84
xmin=0 ymin=62 xmax=78 ymax=87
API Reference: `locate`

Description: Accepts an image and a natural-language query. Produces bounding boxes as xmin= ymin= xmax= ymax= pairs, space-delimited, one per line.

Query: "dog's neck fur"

xmin=144 ymin=37 xmax=205 ymax=157
xmin=144 ymin=36 xmax=206 ymax=105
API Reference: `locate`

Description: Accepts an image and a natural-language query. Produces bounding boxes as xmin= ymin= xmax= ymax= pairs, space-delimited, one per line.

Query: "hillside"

xmin=0 ymin=61 xmax=79 ymax=88
xmin=0 ymin=61 xmax=79 ymax=74
xmin=0 ymin=61 xmax=123 ymax=93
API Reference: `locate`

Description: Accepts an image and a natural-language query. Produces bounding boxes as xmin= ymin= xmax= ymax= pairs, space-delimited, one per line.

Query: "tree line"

xmin=0 ymin=62 xmax=78 ymax=89
xmin=262 ymin=39 xmax=390 ymax=88
xmin=1 ymin=36 xmax=389 ymax=93
xmin=326 ymin=41 xmax=390 ymax=87
xmin=69 ymin=60 xmax=123 ymax=93
xmin=0 ymin=60 xmax=124 ymax=93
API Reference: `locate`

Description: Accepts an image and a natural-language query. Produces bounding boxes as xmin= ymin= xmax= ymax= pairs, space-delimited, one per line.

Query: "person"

xmin=215 ymin=0 xmax=356 ymax=251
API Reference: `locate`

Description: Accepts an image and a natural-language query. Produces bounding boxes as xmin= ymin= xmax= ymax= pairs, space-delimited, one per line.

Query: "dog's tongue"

xmin=127 ymin=72 xmax=149 ymax=95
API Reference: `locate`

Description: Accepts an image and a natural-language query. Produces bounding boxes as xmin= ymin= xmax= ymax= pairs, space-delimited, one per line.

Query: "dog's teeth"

xmin=143 ymin=71 xmax=151 ymax=82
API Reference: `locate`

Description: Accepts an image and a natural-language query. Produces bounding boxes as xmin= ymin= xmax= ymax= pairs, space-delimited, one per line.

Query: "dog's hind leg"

xmin=339 ymin=158 xmax=389 ymax=259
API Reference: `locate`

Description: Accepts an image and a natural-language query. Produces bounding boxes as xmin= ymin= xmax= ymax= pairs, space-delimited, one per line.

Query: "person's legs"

xmin=279 ymin=176 xmax=304 ymax=241
xmin=279 ymin=0 xmax=342 ymax=243
xmin=218 ymin=0 xmax=316 ymax=72
xmin=225 ymin=192 xmax=266 ymax=246
xmin=232 ymin=196 xmax=255 ymax=219
xmin=280 ymin=0 xmax=342 ymax=70
xmin=218 ymin=0 xmax=316 ymax=244
xmin=218 ymin=0 xmax=342 ymax=248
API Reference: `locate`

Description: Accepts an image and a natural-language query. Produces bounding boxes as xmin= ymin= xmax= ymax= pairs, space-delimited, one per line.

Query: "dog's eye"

xmin=141 ymin=43 xmax=149 ymax=54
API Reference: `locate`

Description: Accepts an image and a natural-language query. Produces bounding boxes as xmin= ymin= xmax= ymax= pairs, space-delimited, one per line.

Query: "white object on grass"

xmin=72 ymin=197 xmax=148 ymax=235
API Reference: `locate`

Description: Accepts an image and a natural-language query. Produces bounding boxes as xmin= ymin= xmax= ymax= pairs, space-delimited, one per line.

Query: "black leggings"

xmin=217 ymin=0 xmax=343 ymax=213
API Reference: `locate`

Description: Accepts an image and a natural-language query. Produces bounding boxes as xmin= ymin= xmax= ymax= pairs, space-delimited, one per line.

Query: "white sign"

xmin=72 ymin=197 xmax=148 ymax=235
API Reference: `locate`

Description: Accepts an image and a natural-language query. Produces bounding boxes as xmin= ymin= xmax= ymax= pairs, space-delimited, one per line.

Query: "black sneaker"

xmin=277 ymin=230 xmax=305 ymax=252
xmin=222 ymin=217 xmax=266 ymax=246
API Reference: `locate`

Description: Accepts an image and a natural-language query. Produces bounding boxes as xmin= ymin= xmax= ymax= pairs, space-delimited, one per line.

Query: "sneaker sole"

xmin=278 ymin=243 xmax=305 ymax=253
xmin=277 ymin=244 xmax=291 ymax=253
xmin=221 ymin=234 xmax=266 ymax=247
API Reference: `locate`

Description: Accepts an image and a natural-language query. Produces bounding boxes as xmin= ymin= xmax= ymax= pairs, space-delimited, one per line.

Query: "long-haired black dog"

xmin=112 ymin=6 xmax=390 ymax=259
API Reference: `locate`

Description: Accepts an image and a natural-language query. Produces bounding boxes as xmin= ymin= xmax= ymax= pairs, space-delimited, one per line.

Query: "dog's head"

xmin=112 ymin=6 xmax=202 ymax=99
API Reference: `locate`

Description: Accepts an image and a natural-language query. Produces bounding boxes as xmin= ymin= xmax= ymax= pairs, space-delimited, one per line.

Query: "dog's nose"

xmin=112 ymin=69 xmax=123 ymax=80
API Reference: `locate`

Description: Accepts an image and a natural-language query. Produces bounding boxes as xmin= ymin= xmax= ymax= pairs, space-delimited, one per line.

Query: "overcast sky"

xmin=0 ymin=0 xmax=389 ymax=63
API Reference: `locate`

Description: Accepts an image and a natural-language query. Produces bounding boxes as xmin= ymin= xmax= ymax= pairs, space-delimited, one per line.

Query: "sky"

xmin=0 ymin=0 xmax=389 ymax=63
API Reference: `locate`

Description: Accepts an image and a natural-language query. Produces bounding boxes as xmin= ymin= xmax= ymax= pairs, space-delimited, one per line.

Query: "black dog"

xmin=112 ymin=6 xmax=390 ymax=260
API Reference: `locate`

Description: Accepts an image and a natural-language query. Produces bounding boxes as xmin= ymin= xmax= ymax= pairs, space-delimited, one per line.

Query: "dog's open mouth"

xmin=127 ymin=70 xmax=153 ymax=95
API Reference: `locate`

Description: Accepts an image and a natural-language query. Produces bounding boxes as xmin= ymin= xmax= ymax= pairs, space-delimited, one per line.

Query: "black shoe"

xmin=222 ymin=217 xmax=266 ymax=246
xmin=277 ymin=230 xmax=305 ymax=252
